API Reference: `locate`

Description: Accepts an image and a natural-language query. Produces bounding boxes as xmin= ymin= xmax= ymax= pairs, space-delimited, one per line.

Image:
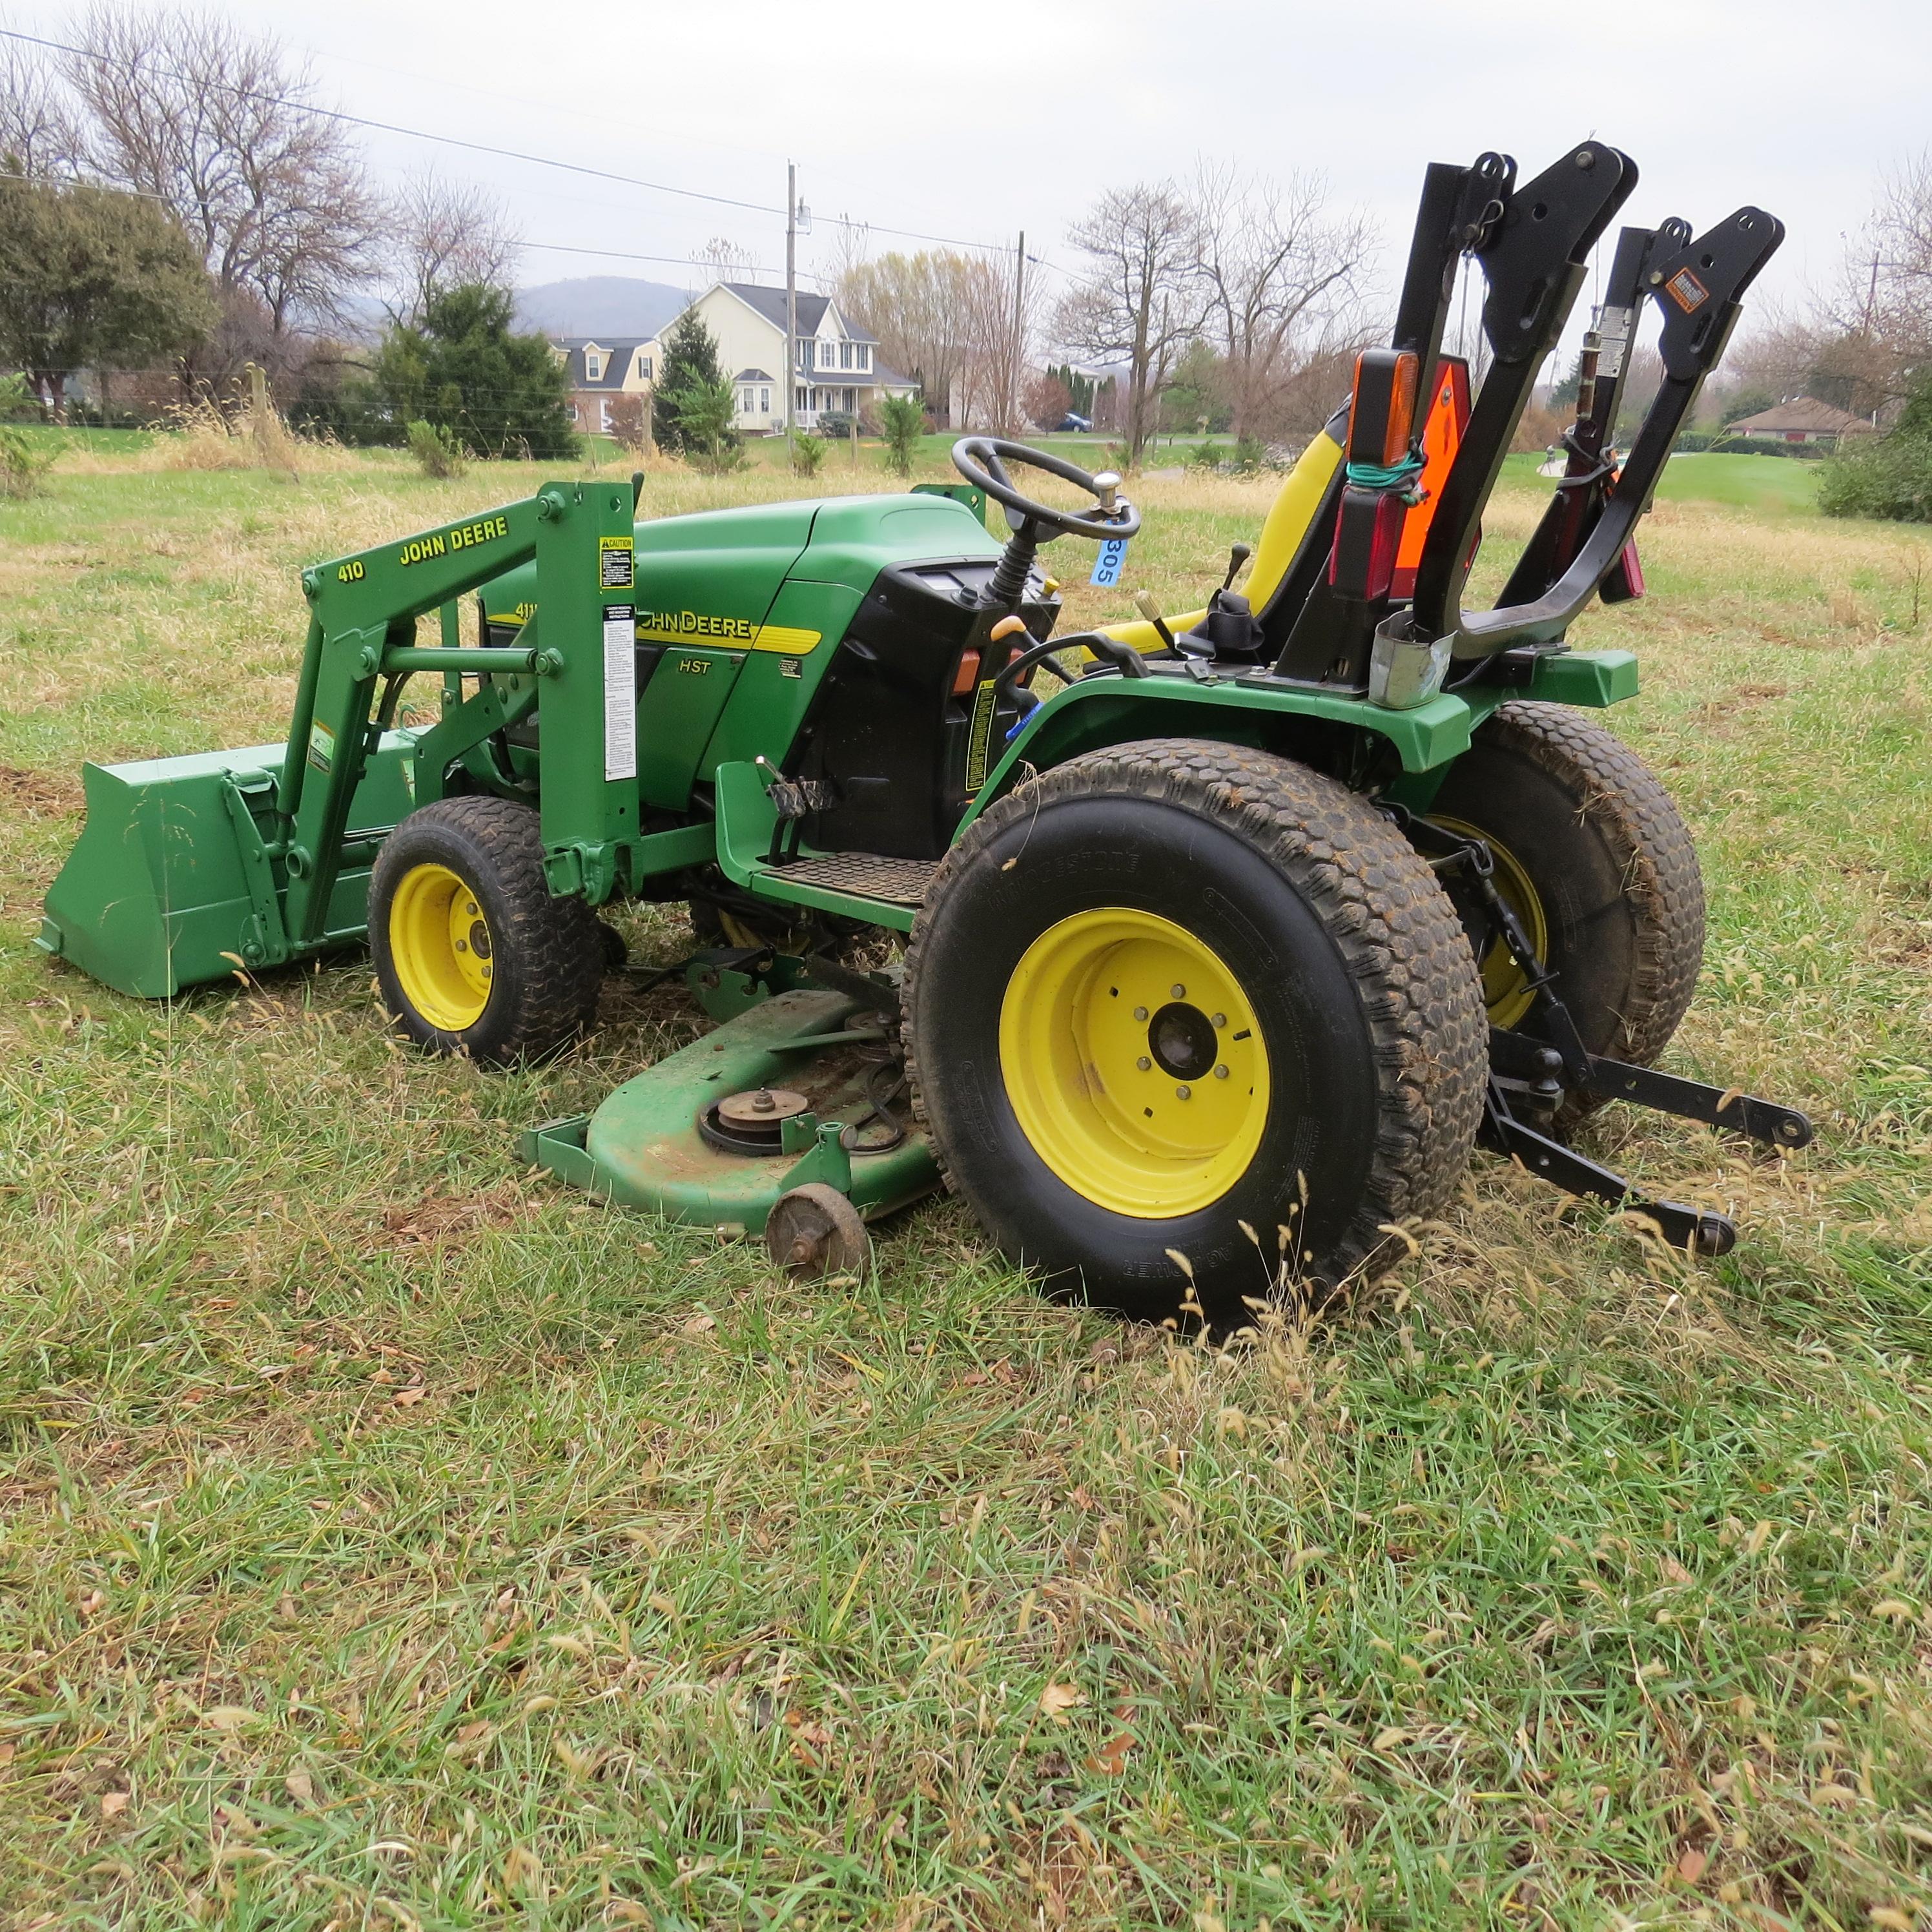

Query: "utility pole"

xmin=785 ymin=161 xmax=798 ymax=455
xmin=1011 ymin=230 xmax=1025 ymax=434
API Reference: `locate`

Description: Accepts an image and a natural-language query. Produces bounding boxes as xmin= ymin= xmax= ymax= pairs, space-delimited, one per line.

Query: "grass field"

xmin=3 ymin=436 xmax=1931 ymax=1931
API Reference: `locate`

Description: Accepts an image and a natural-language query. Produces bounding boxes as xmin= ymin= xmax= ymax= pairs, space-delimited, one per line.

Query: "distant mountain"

xmin=512 ymin=276 xmax=692 ymax=340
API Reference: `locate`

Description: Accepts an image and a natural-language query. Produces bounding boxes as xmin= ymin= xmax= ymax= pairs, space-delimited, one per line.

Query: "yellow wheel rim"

xmin=1428 ymin=815 xmax=1548 ymax=1029
xmin=388 ymin=862 xmax=494 ymax=1033
xmin=998 ymin=909 xmax=1271 ymax=1218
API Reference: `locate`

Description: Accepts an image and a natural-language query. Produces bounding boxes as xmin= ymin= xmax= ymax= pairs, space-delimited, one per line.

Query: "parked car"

xmin=1053 ymin=412 xmax=1093 ymax=433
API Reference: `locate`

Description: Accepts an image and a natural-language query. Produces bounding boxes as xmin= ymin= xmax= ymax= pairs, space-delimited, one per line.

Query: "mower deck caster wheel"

xmin=765 ymin=1184 xmax=871 ymax=1281
xmin=597 ymin=921 xmax=628 ymax=972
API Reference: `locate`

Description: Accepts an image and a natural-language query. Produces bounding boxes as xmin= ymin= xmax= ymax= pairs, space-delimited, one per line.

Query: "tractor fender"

xmin=959 ymin=674 xmax=1477 ymax=828
xmin=960 ymin=646 xmax=1639 ymax=828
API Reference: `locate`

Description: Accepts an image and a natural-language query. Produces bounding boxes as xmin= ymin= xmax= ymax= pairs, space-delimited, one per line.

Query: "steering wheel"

xmin=951 ymin=437 xmax=1141 ymax=542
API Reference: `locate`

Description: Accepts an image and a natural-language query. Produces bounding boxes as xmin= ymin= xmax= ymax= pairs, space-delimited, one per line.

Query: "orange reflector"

xmin=952 ymin=649 xmax=981 ymax=695
xmin=1392 ymin=356 xmax=1472 ymax=599
xmin=1349 ymin=348 xmax=1420 ymax=468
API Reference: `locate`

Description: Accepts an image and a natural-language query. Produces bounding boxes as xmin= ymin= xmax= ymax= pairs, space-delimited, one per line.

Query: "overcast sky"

xmin=19 ymin=0 xmax=1932 ymax=340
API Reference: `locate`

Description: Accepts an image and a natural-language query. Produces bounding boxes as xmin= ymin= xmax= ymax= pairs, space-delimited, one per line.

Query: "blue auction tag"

xmin=1091 ymin=537 xmax=1129 ymax=587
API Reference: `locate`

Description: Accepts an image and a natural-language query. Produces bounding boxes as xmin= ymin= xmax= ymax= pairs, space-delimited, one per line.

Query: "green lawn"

xmin=1500 ymin=450 xmax=1825 ymax=517
xmin=1 ymin=442 xmax=1929 ymax=1929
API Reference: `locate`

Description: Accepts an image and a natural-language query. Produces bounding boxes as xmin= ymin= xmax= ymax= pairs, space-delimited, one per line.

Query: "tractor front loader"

xmin=43 ymin=139 xmax=1813 ymax=1330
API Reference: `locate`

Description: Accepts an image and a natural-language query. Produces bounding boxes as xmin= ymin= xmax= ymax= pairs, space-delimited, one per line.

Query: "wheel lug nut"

xmin=1171 ymin=984 xmax=1186 ymax=998
xmin=1213 ymin=1065 xmax=1229 ymax=1079
xmin=1133 ymin=1006 xmax=1148 ymax=1021
xmin=455 ymin=939 xmax=468 ymax=952
xmin=466 ymin=902 xmax=478 ymax=916
xmin=1212 ymin=1012 xmax=1226 ymax=1027
xmin=1136 ymin=1055 xmax=1151 ymax=1071
xmin=1175 ymin=1085 xmax=1191 ymax=1100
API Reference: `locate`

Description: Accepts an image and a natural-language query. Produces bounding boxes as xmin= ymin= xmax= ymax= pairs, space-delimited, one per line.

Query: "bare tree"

xmin=691 ymin=234 xmax=757 ymax=287
xmin=1868 ymin=149 xmax=1932 ymax=360
xmin=0 ymin=43 xmax=82 ymax=176
xmin=1193 ymin=163 xmax=1373 ymax=438
xmin=955 ymin=247 xmax=1038 ymax=437
xmin=1057 ymin=181 xmax=1204 ymax=465
xmin=62 ymin=7 xmax=378 ymax=367
xmin=389 ymin=170 xmax=519 ymax=324
xmin=836 ymin=250 xmax=976 ymax=427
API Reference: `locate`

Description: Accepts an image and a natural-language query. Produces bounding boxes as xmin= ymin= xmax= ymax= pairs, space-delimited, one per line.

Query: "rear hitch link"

xmin=1392 ymin=810 xmax=1814 ymax=1254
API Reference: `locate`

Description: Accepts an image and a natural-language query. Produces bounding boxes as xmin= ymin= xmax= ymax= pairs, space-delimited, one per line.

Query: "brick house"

xmin=1723 ymin=397 xmax=1874 ymax=447
xmin=552 ymin=336 xmax=660 ymax=436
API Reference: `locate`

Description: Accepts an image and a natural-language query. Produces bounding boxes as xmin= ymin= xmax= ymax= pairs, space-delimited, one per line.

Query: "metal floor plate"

xmin=777 ymin=852 xmax=938 ymax=907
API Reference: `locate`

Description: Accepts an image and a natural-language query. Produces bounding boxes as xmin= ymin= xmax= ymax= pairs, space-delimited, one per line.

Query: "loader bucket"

xmin=36 ymin=734 xmax=419 ymax=1000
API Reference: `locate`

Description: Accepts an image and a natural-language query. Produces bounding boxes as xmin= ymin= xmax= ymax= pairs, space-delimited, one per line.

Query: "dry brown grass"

xmin=0 ymin=446 xmax=1928 ymax=1930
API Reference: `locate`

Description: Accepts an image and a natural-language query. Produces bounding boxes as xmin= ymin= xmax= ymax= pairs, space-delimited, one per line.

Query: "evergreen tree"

xmin=1050 ymin=363 xmax=1096 ymax=419
xmin=375 ymin=284 xmax=575 ymax=459
xmin=653 ymin=309 xmax=738 ymax=458
xmin=0 ymin=174 xmax=214 ymax=416
xmin=670 ymin=371 xmax=742 ymax=473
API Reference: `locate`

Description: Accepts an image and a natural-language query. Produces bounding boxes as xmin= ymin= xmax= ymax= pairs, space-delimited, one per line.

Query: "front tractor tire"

xmin=369 ymin=797 xmax=603 ymax=1066
xmin=1421 ymin=702 xmax=1705 ymax=1119
xmin=905 ymin=741 xmax=1488 ymax=1330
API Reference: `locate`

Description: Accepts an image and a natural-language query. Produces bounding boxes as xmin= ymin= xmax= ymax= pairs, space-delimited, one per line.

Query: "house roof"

xmin=716 ymin=282 xmax=877 ymax=345
xmin=553 ymin=338 xmax=655 ymax=389
xmin=734 ymin=367 xmax=775 ymax=383
xmin=1727 ymin=396 xmax=1871 ymax=436
xmin=872 ymin=361 xmax=917 ymax=393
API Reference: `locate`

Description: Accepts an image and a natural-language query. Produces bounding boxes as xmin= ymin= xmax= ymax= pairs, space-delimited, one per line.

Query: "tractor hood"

xmin=477 ymin=489 xmax=1000 ymax=644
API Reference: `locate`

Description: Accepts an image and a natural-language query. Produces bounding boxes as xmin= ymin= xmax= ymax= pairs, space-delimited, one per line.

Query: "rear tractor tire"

xmin=905 ymin=740 xmax=1488 ymax=1330
xmin=369 ymin=796 xmax=603 ymax=1066
xmin=1420 ymin=702 xmax=1705 ymax=1122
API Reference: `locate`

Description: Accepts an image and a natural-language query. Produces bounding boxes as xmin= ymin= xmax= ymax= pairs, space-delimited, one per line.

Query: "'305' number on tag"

xmin=1091 ymin=537 xmax=1129 ymax=587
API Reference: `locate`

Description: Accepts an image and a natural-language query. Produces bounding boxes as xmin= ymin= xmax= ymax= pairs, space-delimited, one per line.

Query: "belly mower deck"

xmin=520 ymin=952 xmax=939 ymax=1270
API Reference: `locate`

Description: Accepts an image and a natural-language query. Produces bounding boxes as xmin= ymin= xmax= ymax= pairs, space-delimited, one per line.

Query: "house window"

xmin=856 ymin=345 xmax=869 ymax=371
xmin=584 ymin=349 xmax=604 ymax=382
xmin=820 ymin=341 xmax=836 ymax=369
xmin=638 ymin=356 xmax=652 ymax=380
xmin=740 ymin=387 xmax=753 ymax=412
xmin=841 ymin=341 xmax=854 ymax=369
xmin=599 ymin=398 xmax=611 ymax=431
xmin=759 ymin=387 xmax=770 ymax=413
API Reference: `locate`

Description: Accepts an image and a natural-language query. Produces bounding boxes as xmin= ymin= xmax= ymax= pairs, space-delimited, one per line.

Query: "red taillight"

xmin=1602 ymin=539 xmax=1646 ymax=604
xmin=1330 ymin=490 xmax=1408 ymax=601
xmin=951 ymin=649 xmax=981 ymax=695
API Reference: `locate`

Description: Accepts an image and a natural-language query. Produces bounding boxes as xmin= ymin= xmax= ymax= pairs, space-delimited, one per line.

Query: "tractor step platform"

xmin=773 ymin=853 xmax=937 ymax=907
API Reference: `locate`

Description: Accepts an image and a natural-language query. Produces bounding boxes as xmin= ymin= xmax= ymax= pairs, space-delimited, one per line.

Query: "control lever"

xmin=1133 ymin=590 xmax=1178 ymax=652
xmin=1220 ymin=542 xmax=1253 ymax=593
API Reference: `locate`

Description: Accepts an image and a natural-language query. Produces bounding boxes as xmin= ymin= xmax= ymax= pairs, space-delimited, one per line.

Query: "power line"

xmin=521 ymin=240 xmax=827 ymax=285
xmin=0 ymin=172 xmax=828 ymax=286
xmin=0 ymin=27 xmax=786 ymax=221
xmin=0 ymin=25 xmax=1025 ymax=263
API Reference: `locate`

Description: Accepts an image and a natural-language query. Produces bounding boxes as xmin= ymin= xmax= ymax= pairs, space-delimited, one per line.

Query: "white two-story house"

xmin=675 ymin=282 xmax=919 ymax=434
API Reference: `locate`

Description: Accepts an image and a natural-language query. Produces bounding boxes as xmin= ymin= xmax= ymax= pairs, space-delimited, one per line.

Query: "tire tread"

xmin=904 ymin=739 xmax=1487 ymax=1302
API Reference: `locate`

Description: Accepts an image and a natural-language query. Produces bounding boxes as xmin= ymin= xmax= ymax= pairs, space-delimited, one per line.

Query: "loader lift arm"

xmin=275 ymin=480 xmax=639 ymax=950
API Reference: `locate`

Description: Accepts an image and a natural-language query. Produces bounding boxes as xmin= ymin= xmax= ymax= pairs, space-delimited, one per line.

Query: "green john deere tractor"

xmin=41 ymin=141 xmax=1813 ymax=1328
